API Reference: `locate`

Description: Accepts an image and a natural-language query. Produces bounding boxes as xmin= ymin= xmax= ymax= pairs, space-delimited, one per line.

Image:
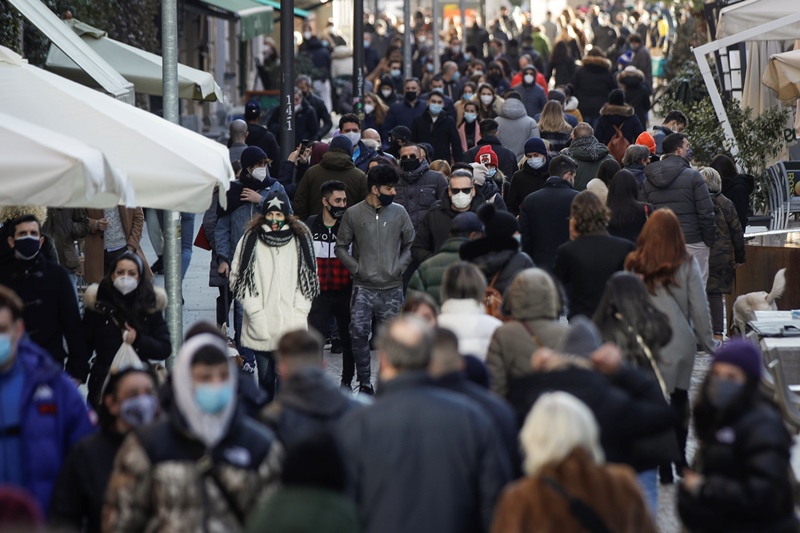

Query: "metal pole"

xmin=280 ymin=0 xmax=295 ymax=159
xmin=354 ymin=0 xmax=365 ymax=125
xmin=403 ymin=0 xmax=412 ymax=79
xmin=161 ymin=0 xmax=182 ymax=362
xmin=432 ymin=0 xmax=440 ymax=74
xmin=459 ymin=0 xmax=466 ymax=42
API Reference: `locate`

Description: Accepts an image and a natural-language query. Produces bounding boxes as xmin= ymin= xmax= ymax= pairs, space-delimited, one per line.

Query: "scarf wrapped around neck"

xmin=232 ymin=222 xmax=319 ymax=303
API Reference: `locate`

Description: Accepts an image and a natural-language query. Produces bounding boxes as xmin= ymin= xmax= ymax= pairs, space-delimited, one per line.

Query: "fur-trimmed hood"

xmin=599 ymin=103 xmax=634 ymax=117
xmin=617 ymin=67 xmax=644 ymax=87
xmin=0 ymin=206 xmax=48 ymax=225
xmin=580 ymin=55 xmax=612 ymax=71
xmin=83 ymin=283 xmax=168 ymax=314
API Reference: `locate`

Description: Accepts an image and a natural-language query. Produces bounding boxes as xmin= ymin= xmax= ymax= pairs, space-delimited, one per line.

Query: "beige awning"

xmin=45 ymin=19 xmax=224 ymax=102
xmin=763 ymin=49 xmax=800 ymax=104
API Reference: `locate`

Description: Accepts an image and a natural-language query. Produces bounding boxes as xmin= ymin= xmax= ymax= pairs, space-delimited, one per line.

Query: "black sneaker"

xmin=340 ymin=377 xmax=353 ymax=391
xmin=151 ymin=256 xmax=164 ymax=275
xmin=331 ymin=339 xmax=343 ymax=354
xmin=358 ymin=383 xmax=375 ymax=395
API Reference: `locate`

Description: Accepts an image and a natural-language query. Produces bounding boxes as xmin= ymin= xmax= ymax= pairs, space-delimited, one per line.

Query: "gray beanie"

xmin=558 ymin=316 xmax=603 ymax=358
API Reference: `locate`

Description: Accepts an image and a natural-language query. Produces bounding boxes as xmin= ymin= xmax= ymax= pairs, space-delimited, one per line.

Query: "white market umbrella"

xmin=45 ymin=19 xmax=224 ymax=102
xmin=0 ymin=111 xmax=130 ymax=208
xmin=763 ymin=48 xmax=800 ymax=104
xmin=0 ymin=46 xmax=231 ymax=213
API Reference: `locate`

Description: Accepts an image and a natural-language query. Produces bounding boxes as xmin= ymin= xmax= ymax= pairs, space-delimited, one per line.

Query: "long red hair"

xmin=624 ymin=208 xmax=690 ymax=294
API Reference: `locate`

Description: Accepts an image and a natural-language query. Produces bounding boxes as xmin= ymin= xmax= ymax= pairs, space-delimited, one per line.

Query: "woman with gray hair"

xmin=491 ymin=392 xmax=656 ymax=532
xmin=436 ymin=261 xmax=502 ymax=361
xmin=699 ymin=166 xmax=745 ymax=339
xmin=622 ymin=144 xmax=652 ymax=190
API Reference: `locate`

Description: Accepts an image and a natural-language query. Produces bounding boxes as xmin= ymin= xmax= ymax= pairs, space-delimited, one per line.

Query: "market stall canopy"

xmin=192 ymin=0 xmax=274 ymax=41
xmin=716 ymin=0 xmax=800 ymax=41
xmin=763 ymin=49 xmax=800 ymax=103
xmin=0 ymin=112 xmax=131 ymax=208
xmin=0 ymin=46 xmax=231 ymax=213
xmin=45 ymin=19 xmax=223 ymax=102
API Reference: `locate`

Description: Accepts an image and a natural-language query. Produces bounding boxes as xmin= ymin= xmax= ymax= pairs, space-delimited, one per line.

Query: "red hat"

xmin=636 ymin=132 xmax=657 ymax=154
xmin=476 ymin=145 xmax=499 ymax=167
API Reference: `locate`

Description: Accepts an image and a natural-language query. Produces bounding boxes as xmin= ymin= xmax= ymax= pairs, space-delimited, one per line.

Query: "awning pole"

xmin=162 ymin=0 xmax=183 ymax=364
xmin=354 ymin=0 xmax=365 ymax=125
xmin=403 ymin=0 xmax=412 ymax=79
xmin=280 ymin=0 xmax=295 ymax=160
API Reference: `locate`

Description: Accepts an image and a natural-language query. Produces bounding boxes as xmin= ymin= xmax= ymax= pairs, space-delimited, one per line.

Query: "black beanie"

xmin=477 ymin=203 xmax=518 ymax=240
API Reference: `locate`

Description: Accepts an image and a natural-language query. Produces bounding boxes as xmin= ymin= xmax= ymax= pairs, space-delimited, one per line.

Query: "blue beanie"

xmin=712 ymin=339 xmax=761 ymax=380
xmin=329 ymin=135 xmax=353 ymax=156
xmin=524 ymin=137 xmax=547 ymax=156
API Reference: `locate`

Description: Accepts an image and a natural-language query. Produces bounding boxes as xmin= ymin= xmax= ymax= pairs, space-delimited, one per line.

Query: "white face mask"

xmin=251 ymin=167 xmax=267 ymax=180
xmin=294 ymin=103 xmax=303 ymax=113
xmin=524 ymin=74 xmax=535 ymax=85
xmin=381 ymin=88 xmax=393 ymax=98
xmin=343 ymin=131 xmax=361 ymax=145
xmin=451 ymin=191 xmax=472 ymax=209
xmin=364 ymin=103 xmax=375 ymax=115
xmin=480 ymin=94 xmax=493 ymax=105
xmin=113 ymin=276 xmax=139 ymax=296
xmin=527 ymin=156 xmax=545 ymax=169
xmin=303 ymin=31 xmax=312 ymax=40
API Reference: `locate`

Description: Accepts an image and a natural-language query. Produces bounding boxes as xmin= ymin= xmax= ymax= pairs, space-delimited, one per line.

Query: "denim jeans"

xmin=180 ymin=213 xmax=194 ymax=280
xmin=637 ymin=469 xmax=658 ymax=516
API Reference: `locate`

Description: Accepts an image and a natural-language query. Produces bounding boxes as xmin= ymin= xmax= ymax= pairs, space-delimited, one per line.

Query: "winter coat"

xmin=678 ymin=398 xmax=797 ymax=533
xmin=214 ymin=177 xmax=288 ymax=265
xmin=491 ymin=449 xmax=656 ymax=533
xmin=722 ymin=173 xmax=755 ymax=231
xmin=477 ymin=95 xmax=505 ymax=121
xmin=457 ymin=120 xmax=482 ymax=152
xmin=438 ymin=298 xmax=503 ymax=360
xmin=708 ymin=192 xmax=745 ymax=294
xmin=642 ymin=259 xmax=716 ymax=392
xmin=304 ymin=91 xmax=333 ymax=139
xmin=631 ymin=46 xmax=653 ymax=87
xmin=5 ymin=340 xmax=95 ymax=516
xmin=352 ymin=140 xmax=377 ymax=173
xmin=553 ymin=231 xmax=636 ymax=318
xmin=510 ymin=81 xmax=547 ymax=118
xmin=383 ymin=98 xmax=428 ymax=133
xmin=507 ymin=162 xmax=550 ymax=217
xmin=643 ymin=155 xmax=716 ymax=246
xmin=230 ymin=227 xmax=315 ymax=352
xmin=561 ymin=136 xmax=617 ymax=191
xmin=652 ymin=125 xmax=674 ymax=156
xmin=487 ymin=270 xmax=568 ymax=397
xmin=476 ymin=173 xmax=509 ymax=209
xmin=267 ymin=97 xmax=319 ymax=143
xmin=460 ymin=237 xmax=535 ymax=296
xmin=43 ymin=208 xmax=89 ymax=272
xmin=0 ymin=254 xmax=87 ymax=371
xmin=624 ymin=162 xmax=647 ymax=189
xmin=336 ymin=371 xmax=512 ymax=533
xmin=571 ymin=55 xmax=617 ymax=119
xmin=463 ymin=136 xmax=518 ymax=180
xmin=594 ymin=103 xmax=645 ymax=146
xmin=301 ymin=37 xmax=332 ymax=80
xmin=410 ymin=111 xmax=464 ymax=163
xmin=85 ymin=208 xmax=151 ymax=284
xmin=411 ymin=195 xmax=485 ymax=264
xmin=103 ymin=404 xmax=283 ymax=533
xmin=245 ymin=124 xmax=281 ymax=178
xmin=546 ymin=58 xmax=578 ymax=88
xmin=260 ymin=367 xmax=362 ymax=449
xmin=50 ymin=430 xmax=125 ymax=533
xmin=618 ymin=67 xmax=651 ymax=128
xmin=495 ymin=98 xmax=540 ymax=161
xmin=508 ymin=364 xmax=676 ymax=462
xmin=519 ymin=176 xmax=579 ymax=270
xmin=293 ymin=151 xmax=369 ymax=220
xmin=335 ymin=200 xmax=415 ymax=290
xmin=408 ymin=237 xmax=466 ymax=305
xmin=538 ymin=129 xmax=572 ymax=154
xmin=394 ymin=163 xmax=449 ymax=228
xmin=79 ymin=283 xmax=170 ymax=401
xmin=277 ymin=159 xmax=308 ymax=201
xmin=246 ymin=488 xmax=360 ymax=533
xmin=202 ymin=195 xmax=226 ymax=288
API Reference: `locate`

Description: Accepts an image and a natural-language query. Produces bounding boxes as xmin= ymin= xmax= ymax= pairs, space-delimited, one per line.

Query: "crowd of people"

xmin=0 ymin=3 xmax=796 ymax=533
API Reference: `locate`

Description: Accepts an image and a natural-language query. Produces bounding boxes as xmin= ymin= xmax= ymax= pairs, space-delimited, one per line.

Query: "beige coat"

xmin=85 ymin=208 xmax=150 ymax=284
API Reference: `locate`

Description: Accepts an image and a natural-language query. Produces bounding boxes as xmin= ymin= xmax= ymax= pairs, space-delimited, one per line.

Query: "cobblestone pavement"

xmin=148 ymin=216 xmax=708 ymax=532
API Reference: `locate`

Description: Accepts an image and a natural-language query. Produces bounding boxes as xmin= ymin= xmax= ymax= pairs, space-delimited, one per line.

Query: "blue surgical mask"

xmin=429 ymin=103 xmax=443 ymax=115
xmin=453 ymin=71 xmax=460 ymax=81
xmin=462 ymin=93 xmax=473 ymax=101
xmin=432 ymin=87 xmax=444 ymax=94
xmin=487 ymin=168 xmax=497 ymax=178
xmin=195 ymin=382 xmax=234 ymax=414
xmin=390 ymin=69 xmax=402 ymax=78
xmin=0 ymin=334 xmax=13 ymax=367
xmin=464 ymin=112 xmax=478 ymax=123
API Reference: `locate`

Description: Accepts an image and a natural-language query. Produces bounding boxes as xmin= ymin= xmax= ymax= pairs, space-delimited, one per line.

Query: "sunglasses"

xmin=400 ymin=154 xmax=418 ymax=161
xmin=450 ymin=187 xmax=473 ymax=194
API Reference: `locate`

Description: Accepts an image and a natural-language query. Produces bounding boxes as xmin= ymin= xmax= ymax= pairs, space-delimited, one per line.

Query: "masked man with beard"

xmin=305 ymin=181 xmax=356 ymax=389
xmin=383 ymin=78 xmax=428 ymax=135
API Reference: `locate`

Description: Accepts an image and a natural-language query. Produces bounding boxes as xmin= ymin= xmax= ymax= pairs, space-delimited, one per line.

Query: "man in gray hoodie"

xmin=335 ymin=164 xmax=415 ymax=394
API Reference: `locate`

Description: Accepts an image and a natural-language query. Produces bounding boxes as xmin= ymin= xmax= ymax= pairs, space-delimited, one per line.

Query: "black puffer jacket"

xmin=460 ymin=236 xmax=534 ymax=295
xmin=678 ymin=396 xmax=797 ymax=532
xmin=395 ymin=161 xmax=449 ymax=228
xmin=721 ymin=173 xmax=755 ymax=232
xmin=570 ymin=55 xmax=617 ymax=119
xmin=507 ymin=160 xmax=550 ymax=217
xmin=518 ymin=176 xmax=579 ymax=271
xmin=643 ymin=155 xmax=716 ymax=246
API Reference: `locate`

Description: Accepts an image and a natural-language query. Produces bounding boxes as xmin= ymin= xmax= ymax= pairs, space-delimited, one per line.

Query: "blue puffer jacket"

xmin=17 ymin=339 xmax=96 ymax=514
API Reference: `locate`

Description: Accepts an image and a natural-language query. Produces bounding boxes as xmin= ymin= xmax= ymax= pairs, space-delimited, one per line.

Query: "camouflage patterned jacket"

xmin=707 ymin=192 xmax=745 ymax=294
xmin=103 ymin=406 xmax=283 ymax=533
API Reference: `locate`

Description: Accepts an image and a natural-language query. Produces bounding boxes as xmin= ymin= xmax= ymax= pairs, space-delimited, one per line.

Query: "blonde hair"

xmin=699 ymin=166 xmax=721 ymax=194
xmin=538 ymin=101 xmax=572 ymax=134
xmin=430 ymin=159 xmax=452 ymax=177
xmin=520 ymin=392 xmax=604 ymax=477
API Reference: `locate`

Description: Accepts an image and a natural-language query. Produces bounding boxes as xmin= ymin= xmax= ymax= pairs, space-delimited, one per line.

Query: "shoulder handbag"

xmin=483 ymin=270 xmax=504 ymax=319
xmin=540 ymin=476 xmax=615 ymax=533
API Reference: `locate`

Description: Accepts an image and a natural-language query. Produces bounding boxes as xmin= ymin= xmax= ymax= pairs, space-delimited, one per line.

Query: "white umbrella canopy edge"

xmin=763 ymin=49 xmax=800 ymax=103
xmin=0 ymin=111 xmax=131 ymax=208
xmin=0 ymin=46 xmax=231 ymax=213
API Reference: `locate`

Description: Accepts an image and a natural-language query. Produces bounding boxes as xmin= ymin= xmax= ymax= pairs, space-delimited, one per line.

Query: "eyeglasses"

xmin=450 ymin=187 xmax=473 ymax=194
xmin=400 ymin=154 xmax=418 ymax=161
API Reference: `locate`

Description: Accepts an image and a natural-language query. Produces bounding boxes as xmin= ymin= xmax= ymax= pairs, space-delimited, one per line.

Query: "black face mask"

xmin=378 ymin=193 xmax=394 ymax=206
xmin=400 ymin=158 xmax=422 ymax=172
xmin=404 ymin=91 xmax=418 ymax=102
xmin=328 ymin=205 xmax=346 ymax=219
xmin=14 ymin=236 xmax=41 ymax=260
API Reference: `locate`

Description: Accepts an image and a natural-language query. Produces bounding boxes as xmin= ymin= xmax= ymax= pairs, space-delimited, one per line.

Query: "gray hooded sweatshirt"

xmin=495 ymin=98 xmax=540 ymax=161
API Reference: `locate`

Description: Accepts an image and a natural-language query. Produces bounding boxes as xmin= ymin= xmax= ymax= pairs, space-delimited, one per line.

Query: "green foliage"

xmin=0 ymin=1 xmax=22 ymax=53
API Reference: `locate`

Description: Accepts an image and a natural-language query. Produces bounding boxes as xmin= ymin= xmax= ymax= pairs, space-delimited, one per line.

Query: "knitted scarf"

xmin=232 ymin=222 xmax=319 ymax=303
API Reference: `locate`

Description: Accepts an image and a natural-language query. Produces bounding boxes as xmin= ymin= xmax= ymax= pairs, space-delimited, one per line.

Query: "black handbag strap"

xmin=541 ymin=476 xmax=615 ymax=533
xmin=197 ymin=454 xmax=246 ymax=525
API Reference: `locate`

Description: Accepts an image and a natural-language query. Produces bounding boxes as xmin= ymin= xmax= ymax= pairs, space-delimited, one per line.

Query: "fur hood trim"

xmin=580 ymin=55 xmax=612 ymax=70
xmin=0 ymin=206 xmax=48 ymax=225
xmin=83 ymin=283 xmax=168 ymax=313
xmin=564 ymin=96 xmax=579 ymax=111
xmin=617 ymin=67 xmax=644 ymax=82
xmin=600 ymin=103 xmax=634 ymax=117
